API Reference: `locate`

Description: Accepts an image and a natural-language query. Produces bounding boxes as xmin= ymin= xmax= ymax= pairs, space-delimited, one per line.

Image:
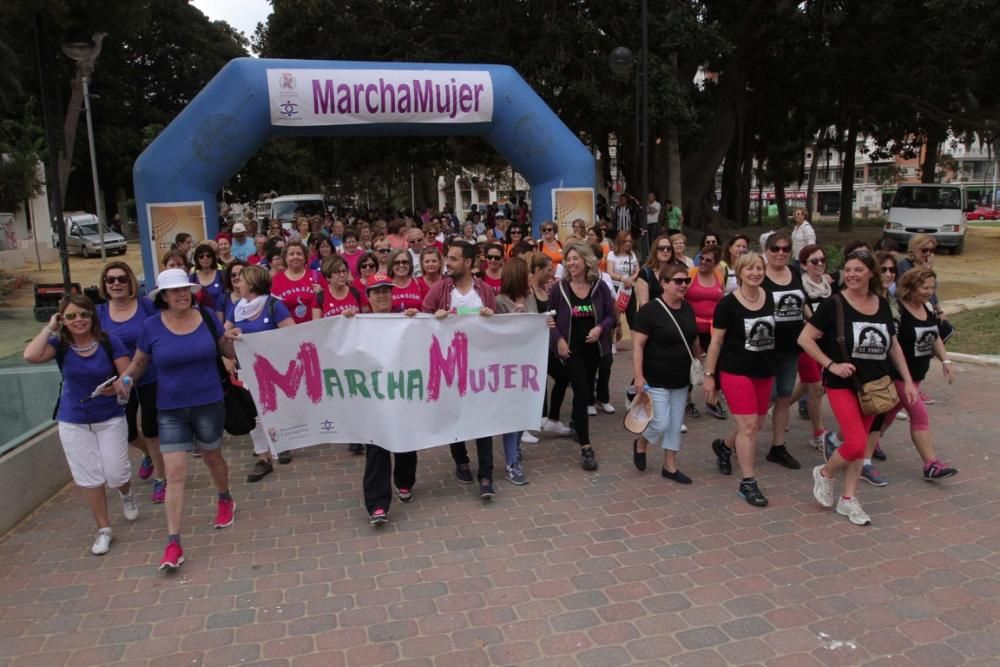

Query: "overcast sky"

xmin=190 ymin=0 xmax=272 ymax=44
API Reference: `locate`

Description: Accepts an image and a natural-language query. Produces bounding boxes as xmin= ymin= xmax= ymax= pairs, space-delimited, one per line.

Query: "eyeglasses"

xmin=359 ymin=263 xmax=376 ymax=270
xmin=486 ymin=255 xmax=503 ymax=261
xmin=657 ymin=246 xmax=672 ymax=252
xmin=330 ymin=268 xmax=349 ymax=275
xmin=62 ymin=311 xmax=93 ymax=321
xmin=669 ymin=277 xmax=692 ymax=286
xmin=880 ymin=266 xmax=896 ymax=274
xmin=392 ymin=260 xmax=411 ymax=267
xmin=768 ymin=245 xmax=791 ymax=254
xmin=104 ymin=275 xmax=129 ymax=285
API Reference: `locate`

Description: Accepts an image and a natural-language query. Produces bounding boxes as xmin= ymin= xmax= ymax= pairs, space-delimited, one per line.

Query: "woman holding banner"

xmin=226 ymin=265 xmax=295 ymax=483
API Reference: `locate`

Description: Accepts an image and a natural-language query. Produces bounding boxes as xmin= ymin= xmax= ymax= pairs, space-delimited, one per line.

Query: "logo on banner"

xmin=279 ymin=100 xmax=299 ymax=117
xmin=267 ymin=427 xmax=279 ymax=443
xmin=852 ymin=322 xmax=889 ymax=360
xmin=280 ymin=72 xmax=297 ymax=90
xmin=320 ymin=419 xmax=338 ymax=434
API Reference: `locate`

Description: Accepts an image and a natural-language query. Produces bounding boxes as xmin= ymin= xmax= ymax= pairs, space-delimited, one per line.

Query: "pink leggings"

xmin=826 ymin=388 xmax=876 ymax=461
xmin=880 ymin=380 xmax=929 ymax=433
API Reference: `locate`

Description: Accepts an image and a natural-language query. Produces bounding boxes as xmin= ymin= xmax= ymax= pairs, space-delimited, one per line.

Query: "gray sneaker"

xmin=836 ymin=496 xmax=872 ymax=525
xmin=860 ymin=464 xmax=888 ymax=487
xmin=812 ymin=465 xmax=835 ymax=508
xmin=505 ymin=463 xmax=528 ymax=486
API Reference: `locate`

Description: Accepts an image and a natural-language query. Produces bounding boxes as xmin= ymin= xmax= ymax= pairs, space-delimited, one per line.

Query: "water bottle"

xmin=117 ymin=376 xmax=132 ymax=406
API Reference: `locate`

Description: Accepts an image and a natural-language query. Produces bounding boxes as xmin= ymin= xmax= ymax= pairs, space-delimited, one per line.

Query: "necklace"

xmin=71 ymin=340 xmax=98 ymax=354
xmin=739 ymin=287 xmax=763 ymax=304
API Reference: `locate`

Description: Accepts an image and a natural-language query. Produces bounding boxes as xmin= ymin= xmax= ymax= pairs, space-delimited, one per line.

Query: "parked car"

xmin=883 ymin=184 xmax=971 ymax=255
xmin=270 ymin=194 xmax=327 ymax=230
xmin=965 ymin=206 xmax=1000 ymax=221
xmin=53 ymin=212 xmax=128 ymax=257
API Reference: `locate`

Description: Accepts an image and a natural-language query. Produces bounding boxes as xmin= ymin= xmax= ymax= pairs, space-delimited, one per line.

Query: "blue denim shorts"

xmin=158 ymin=401 xmax=225 ymax=453
xmin=772 ymin=349 xmax=799 ymax=399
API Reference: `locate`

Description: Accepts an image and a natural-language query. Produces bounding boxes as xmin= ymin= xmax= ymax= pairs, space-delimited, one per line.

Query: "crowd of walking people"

xmin=24 ymin=201 xmax=959 ymax=571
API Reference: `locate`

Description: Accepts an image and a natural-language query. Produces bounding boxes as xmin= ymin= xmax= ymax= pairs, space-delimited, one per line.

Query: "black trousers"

xmin=591 ymin=352 xmax=613 ymax=405
xmin=544 ymin=350 xmax=570 ymax=422
xmin=363 ymin=445 xmax=417 ymax=514
xmin=449 ymin=437 xmax=494 ymax=481
xmin=566 ymin=343 xmax=601 ymax=446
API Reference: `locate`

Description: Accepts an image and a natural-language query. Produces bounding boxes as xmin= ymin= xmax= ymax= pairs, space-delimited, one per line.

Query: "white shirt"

xmin=606 ymin=251 xmax=638 ymax=289
xmin=791 ymin=221 xmax=817 ymax=258
xmin=646 ymin=200 xmax=661 ymax=225
xmin=450 ymin=285 xmax=484 ymax=313
xmin=409 ymin=249 xmax=423 ymax=277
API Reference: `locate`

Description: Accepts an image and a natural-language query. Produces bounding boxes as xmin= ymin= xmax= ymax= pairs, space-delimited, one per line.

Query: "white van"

xmin=269 ymin=194 xmax=327 ymax=230
xmin=883 ymin=184 xmax=971 ymax=254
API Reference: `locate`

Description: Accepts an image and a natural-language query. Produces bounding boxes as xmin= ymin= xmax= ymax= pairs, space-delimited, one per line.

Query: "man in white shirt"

xmin=646 ymin=192 xmax=662 ymax=239
xmin=406 ymin=228 xmax=425 ymax=277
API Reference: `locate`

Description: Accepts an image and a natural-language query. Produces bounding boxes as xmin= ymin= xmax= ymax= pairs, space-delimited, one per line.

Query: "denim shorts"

xmin=158 ymin=401 xmax=225 ymax=453
xmin=772 ymin=349 xmax=799 ymax=399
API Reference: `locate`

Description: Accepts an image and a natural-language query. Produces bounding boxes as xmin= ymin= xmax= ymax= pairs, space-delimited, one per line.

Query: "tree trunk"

xmin=921 ymin=125 xmax=944 ymax=183
xmin=838 ymin=117 xmax=859 ymax=233
xmin=806 ymin=139 xmax=820 ymax=219
xmin=773 ymin=169 xmax=787 ymax=229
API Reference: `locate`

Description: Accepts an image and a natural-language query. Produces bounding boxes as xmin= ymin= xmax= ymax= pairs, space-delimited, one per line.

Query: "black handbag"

xmin=224 ymin=384 xmax=258 ymax=436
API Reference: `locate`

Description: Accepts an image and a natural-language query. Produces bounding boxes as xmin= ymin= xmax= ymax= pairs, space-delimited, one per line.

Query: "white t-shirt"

xmin=606 ymin=251 xmax=638 ymax=288
xmin=791 ymin=221 xmax=817 ymax=258
xmin=646 ymin=200 xmax=661 ymax=225
xmin=450 ymin=285 xmax=484 ymax=314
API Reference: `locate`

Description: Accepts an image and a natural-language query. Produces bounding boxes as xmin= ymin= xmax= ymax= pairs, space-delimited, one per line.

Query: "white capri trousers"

xmin=57 ymin=416 xmax=131 ymax=489
xmin=249 ymin=418 xmax=278 ymax=458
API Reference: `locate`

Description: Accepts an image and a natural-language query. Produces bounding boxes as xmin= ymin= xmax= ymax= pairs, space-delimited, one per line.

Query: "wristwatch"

xmin=704 ymin=370 xmax=715 ymax=377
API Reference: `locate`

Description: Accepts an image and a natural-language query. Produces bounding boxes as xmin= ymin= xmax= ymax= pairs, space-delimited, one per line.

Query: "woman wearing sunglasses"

xmin=24 ymin=294 xmax=137 ymax=556
xmin=388 ymin=249 xmax=423 ymax=313
xmin=632 ymin=263 xmax=701 ymax=483
xmin=793 ymin=244 xmax=832 ymax=450
xmin=761 ymin=230 xmax=806 ymax=471
xmin=504 ymin=224 xmax=526 ymax=258
xmin=97 ymin=261 xmax=165 ymax=504
xmin=685 ymin=245 xmax=727 ymax=420
xmin=353 ymin=251 xmax=379 ymax=295
xmin=538 ymin=221 xmax=563 ymax=266
xmin=190 ymin=243 xmax=225 ymax=315
xmin=372 ymin=236 xmax=392 ymax=274
xmin=481 ymin=243 xmax=505 ymax=293
xmin=635 ymin=234 xmax=676 ymax=309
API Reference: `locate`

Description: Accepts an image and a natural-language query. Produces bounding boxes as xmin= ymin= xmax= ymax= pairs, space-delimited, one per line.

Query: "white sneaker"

xmin=120 ymin=491 xmax=139 ymax=521
xmin=598 ymin=402 xmax=615 ymax=414
xmin=681 ymin=423 xmax=688 ymax=434
xmin=896 ymin=410 xmax=909 ymax=421
xmin=91 ymin=528 xmax=112 ymax=556
xmin=809 ymin=431 xmax=826 ymax=450
xmin=587 ymin=405 xmax=598 ymax=416
xmin=612 ymin=344 xmax=619 ymax=355
xmin=520 ymin=431 xmax=539 ymax=444
xmin=836 ymin=496 xmax=872 ymax=525
xmin=812 ymin=465 xmax=835 ymax=508
xmin=541 ymin=419 xmax=572 ymax=436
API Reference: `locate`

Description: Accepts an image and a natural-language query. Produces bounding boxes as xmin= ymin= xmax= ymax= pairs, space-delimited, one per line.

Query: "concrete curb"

xmin=941 ymin=292 xmax=1000 ymax=316
xmin=948 ymin=352 xmax=1000 ymax=367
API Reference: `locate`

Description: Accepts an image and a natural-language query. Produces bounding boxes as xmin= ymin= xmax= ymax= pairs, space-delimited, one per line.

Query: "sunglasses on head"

xmin=104 ymin=275 xmax=129 ymax=285
xmin=768 ymin=245 xmax=791 ymax=253
xmin=668 ymin=277 xmax=692 ymax=286
xmin=62 ymin=310 xmax=93 ymax=321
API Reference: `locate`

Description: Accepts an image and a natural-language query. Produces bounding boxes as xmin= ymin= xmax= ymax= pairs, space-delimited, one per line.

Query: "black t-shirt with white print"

xmin=896 ymin=301 xmax=939 ymax=383
xmin=712 ymin=292 xmax=777 ymax=379
xmin=810 ymin=294 xmax=897 ymax=390
xmin=763 ymin=266 xmax=806 ymax=351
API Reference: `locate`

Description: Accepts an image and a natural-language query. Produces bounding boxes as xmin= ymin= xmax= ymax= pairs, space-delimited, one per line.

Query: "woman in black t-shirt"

xmin=870 ymin=267 xmax=957 ymax=481
xmin=703 ymin=252 xmax=776 ymax=507
xmin=799 ymin=250 xmax=919 ymax=527
xmin=631 ymin=263 xmax=700 ymax=484
xmin=634 ymin=234 xmax=676 ymax=308
xmin=532 ymin=254 xmax=572 ymax=439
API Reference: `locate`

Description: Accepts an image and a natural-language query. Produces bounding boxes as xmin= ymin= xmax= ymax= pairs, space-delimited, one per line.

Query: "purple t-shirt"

xmin=225 ymin=297 xmax=291 ymax=335
xmin=51 ymin=335 xmax=129 ymax=424
xmin=191 ymin=270 xmax=225 ymax=311
xmin=97 ymin=299 xmax=159 ymax=386
xmin=137 ymin=315 xmax=224 ymax=410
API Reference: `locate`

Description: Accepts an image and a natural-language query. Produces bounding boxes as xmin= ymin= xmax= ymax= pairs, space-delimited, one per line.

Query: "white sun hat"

xmin=149 ymin=268 xmax=200 ymax=300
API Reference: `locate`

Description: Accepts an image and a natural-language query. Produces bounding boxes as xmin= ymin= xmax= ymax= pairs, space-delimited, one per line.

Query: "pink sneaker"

xmin=138 ymin=455 xmax=154 ymax=480
xmin=151 ymin=479 xmax=166 ymax=504
xmin=159 ymin=542 xmax=184 ymax=570
xmin=214 ymin=498 xmax=236 ymax=529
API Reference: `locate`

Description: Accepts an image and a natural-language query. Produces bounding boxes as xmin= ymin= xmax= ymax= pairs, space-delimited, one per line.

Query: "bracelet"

xmin=942 ymin=360 xmax=952 ymax=365
xmin=826 ymin=361 xmax=835 ymax=370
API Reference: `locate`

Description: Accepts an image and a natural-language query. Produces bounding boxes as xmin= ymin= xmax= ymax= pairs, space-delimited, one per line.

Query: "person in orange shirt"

xmin=538 ymin=221 xmax=563 ymax=266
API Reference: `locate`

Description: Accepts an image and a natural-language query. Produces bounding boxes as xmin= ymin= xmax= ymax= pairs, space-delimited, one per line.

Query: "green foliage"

xmin=0 ymin=99 xmax=45 ymax=211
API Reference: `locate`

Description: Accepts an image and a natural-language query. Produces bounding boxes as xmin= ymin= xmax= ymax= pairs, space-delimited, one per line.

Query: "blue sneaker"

xmin=823 ymin=432 xmax=843 ymax=463
xmin=860 ymin=464 xmax=888 ymax=487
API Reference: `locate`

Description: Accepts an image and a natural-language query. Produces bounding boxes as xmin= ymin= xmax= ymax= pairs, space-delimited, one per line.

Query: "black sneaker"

xmin=278 ymin=451 xmax=293 ymax=465
xmin=479 ymin=479 xmax=496 ymax=499
xmin=706 ymin=402 xmax=728 ymax=420
xmin=662 ymin=468 xmax=692 ymax=484
xmin=738 ymin=479 xmax=769 ymax=507
xmin=397 ymin=487 xmax=414 ymax=503
xmin=633 ymin=439 xmax=647 ymax=472
xmin=455 ymin=463 xmax=474 ymax=484
xmin=685 ymin=402 xmax=701 ymax=418
xmin=246 ymin=460 xmax=273 ymax=483
xmin=712 ymin=439 xmax=732 ymax=475
xmin=369 ymin=508 xmax=388 ymax=526
xmin=797 ymin=399 xmax=810 ymax=420
xmin=580 ymin=447 xmax=598 ymax=471
xmin=348 ymin=443 xmax=364 ymax=455
xmin=766 ymin=444 xmax=801 ymax=470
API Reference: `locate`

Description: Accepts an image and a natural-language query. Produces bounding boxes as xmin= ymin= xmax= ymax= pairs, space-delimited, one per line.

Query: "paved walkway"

xmin=2 ymin=354 xmax=999 ymax=666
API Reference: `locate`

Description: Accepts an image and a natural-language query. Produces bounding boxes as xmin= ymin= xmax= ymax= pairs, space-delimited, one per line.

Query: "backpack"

xmin=52 ymin=337 xmax=116 ymax=420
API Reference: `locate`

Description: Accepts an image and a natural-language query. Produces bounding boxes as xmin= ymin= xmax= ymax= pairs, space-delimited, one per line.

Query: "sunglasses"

xmin=542 ymin=228 xmax=555 ymax=233
xmin=360 ymin=263 xmax=376 ymax=269
xmin=486 ymin=255 xmax=503 ymax=261
xmin=807 ymin=258 xmax=826 ymax=266
xmin=392 ymin=260 xmax=411 ymax=267
xmin=919 ymin=248 xmax=935 ymax=254
xmin=668 ymin=277 xmax=692 ymax=286
xmin=62 ymin=311 xmax=93 ymax=321
xmin=880 ymin=266 xmax=897 ymax=274
xmin=329 ymin=268 xmax=349 ymax=274
xmin=197 ymin=252 xmax=214 ymax=259
xmin=376 ymin=248 xmax=391 ymax=254
xmin=768 ymin=245 xmax=791 ymax=253
xmin=104 ymin=275 xmax=129 ymax=285
xmin=510 ymin=230 xmax=522 ymax=235
xmin=657 ymin=246 xmax=672 ymax=252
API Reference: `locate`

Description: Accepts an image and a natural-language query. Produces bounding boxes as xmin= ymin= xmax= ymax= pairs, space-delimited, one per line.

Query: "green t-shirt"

xmin=666 ymin=206 xmax=683 ymax=231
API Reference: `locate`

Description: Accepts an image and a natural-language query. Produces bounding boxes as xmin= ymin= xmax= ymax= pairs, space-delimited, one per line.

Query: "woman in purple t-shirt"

xmin=24 ymin=294 xmax=137 ymax=557
xmin=116 ymin=269 xmax=238 ymax=572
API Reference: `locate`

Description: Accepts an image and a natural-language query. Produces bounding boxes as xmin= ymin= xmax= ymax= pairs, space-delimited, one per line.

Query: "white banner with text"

xmin=267 ymin=69 xmax=494 ymax=126
xmin=235 ymin=313 xmax=547 ymax=453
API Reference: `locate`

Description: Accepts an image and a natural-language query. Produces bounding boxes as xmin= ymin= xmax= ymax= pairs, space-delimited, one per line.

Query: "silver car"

xmin=60 ymin=214 xmax=128 ymax=257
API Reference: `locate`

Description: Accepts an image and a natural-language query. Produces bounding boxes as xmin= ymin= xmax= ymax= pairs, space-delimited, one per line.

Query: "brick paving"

xmin=2 ymin=353 xmax=1000 ymax=666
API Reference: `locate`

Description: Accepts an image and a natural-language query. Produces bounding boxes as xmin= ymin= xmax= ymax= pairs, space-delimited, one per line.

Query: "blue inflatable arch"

xmin=134 ymin=58 xmax=595 ymax=281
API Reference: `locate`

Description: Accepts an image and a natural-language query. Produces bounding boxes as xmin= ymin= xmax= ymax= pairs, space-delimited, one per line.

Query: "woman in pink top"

xmin=388 ymin=249 xmax=423 ymax=313
xmin=686 ymin=244 xmax=727 ymax=419
xmin=481 ymin=243 xmax=504 ymax=293
xmin=341 ymin=229 xmax=364 ymax=277
xmin=270 ymin=240 xmax=325 ymax=324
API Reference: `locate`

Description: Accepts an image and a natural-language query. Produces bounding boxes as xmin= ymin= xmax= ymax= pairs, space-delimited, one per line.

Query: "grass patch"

xmin=946 ymin=305 xmax=1000 ymax=355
